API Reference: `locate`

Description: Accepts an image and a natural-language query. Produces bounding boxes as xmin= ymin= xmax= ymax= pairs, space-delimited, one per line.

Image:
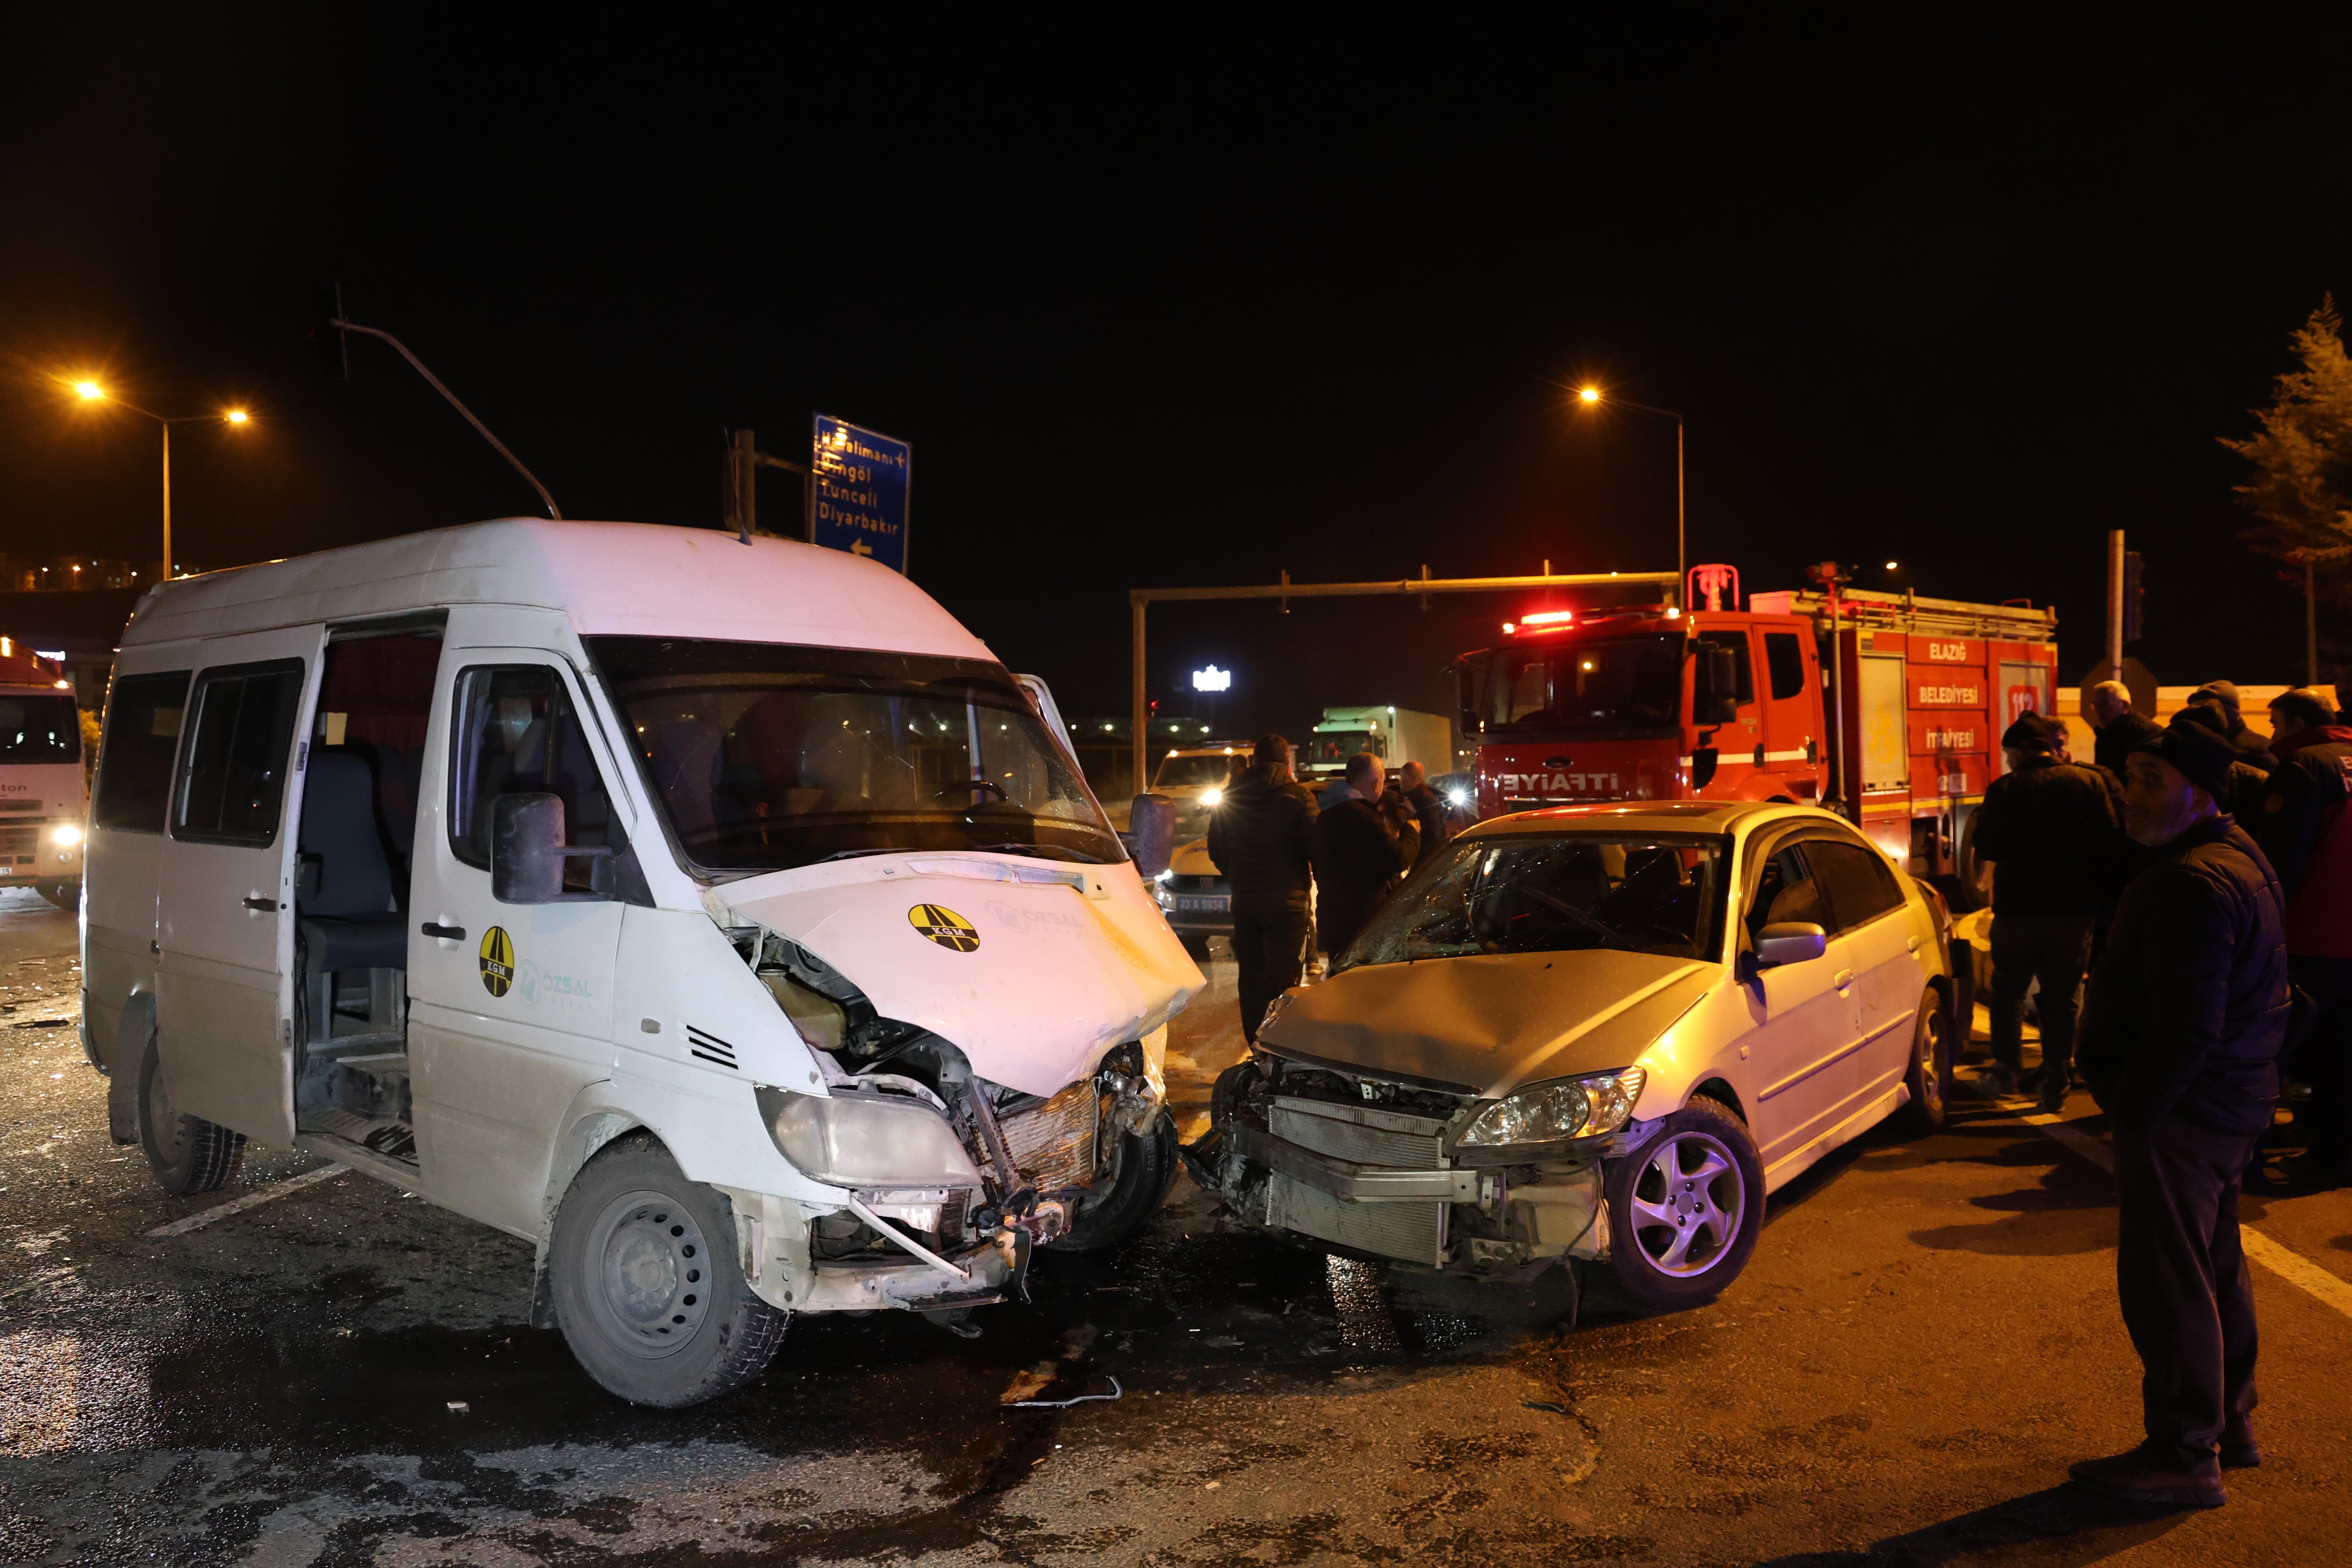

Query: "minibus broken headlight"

xmin=1455 ymin=1067 xmax=1647 ymax=1148
xmin=754 ymin=1085 xmax=985 ymax=1189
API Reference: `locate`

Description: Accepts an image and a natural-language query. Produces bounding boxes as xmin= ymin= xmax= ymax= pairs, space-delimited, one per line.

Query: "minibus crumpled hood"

xmin=713 ymin=857 xmax=1204 ymax=1097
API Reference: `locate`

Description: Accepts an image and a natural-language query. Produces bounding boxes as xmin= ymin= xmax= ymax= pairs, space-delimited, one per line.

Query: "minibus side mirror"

xmin=1129 ymin=792 xmax=1176 ymax=881
xmin=493 ymin=792 xmax=614 ymax=903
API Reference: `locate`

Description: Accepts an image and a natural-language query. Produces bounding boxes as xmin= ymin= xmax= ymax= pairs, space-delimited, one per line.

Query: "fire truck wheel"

xmin=1604 ymin=1096 xmax=1763 ymax=1312
xmin=549 ymin=1134 xmax=788 ymax=1408
xmin=1895 ymin=985 xmax=1951 ymax=1136
xmin=138 ymin=1033 xmax=246 ymax=1196
xmin=1051 ymin=1109 xmax=1178 ymax=1251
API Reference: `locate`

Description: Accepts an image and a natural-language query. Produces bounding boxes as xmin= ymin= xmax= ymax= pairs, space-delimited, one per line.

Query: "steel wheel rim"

xmin=144 ymin=1060 xmax=189 ymax=1160
xmin=1627 ymin=1129 xmax=1745 ymax=1278
xmin=590 ymin=1189 xmax=712 ymax=1358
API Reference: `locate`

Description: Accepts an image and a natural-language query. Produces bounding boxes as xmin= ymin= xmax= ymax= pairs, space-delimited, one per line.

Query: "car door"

xmin=155 ymin=633 xmax=324 ymax=1142
xmin=1734 ymin=830 xmax=1865 ymax=1172
xmin=1806 ymin=836 xmax=1921 ymax=1102
xmin=406 ymin=647 xmax=631 ymax=1238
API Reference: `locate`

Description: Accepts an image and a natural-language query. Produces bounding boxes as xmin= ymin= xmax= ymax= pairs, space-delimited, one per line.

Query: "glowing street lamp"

xmin=1575 ymin=385 xmax=1686 ymax=595
xmin=64 ymin=379 xmax=251 ymax=579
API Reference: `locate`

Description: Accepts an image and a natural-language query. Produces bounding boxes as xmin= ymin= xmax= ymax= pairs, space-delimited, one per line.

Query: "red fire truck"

xmin=1457 ymin=564 xmax=2060 ymax=882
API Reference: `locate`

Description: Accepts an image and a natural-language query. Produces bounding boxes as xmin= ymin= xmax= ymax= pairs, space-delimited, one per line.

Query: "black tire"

xmin=1180 ymin=933 xmax=1214 ymax=961
xmin=1052 ymin=1109 xmax=1178 ymax=1251
xmin=38 ymin=880 xmax=78 ymax=910
xmin=1604 ymin=1096 xmax=1764 ymax=1311
xmin=1895 ymin=985 xmax=1951 ymax=1136
xmin=549 ymin=1132 xmax=788 ymax=1407
xmin=138 ymin=1033 xmax=246 ymax=1196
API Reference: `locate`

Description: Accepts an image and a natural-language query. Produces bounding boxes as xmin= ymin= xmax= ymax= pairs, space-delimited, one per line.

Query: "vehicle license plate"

xmin=1175 ymin=895 xmax=1229 ymax=914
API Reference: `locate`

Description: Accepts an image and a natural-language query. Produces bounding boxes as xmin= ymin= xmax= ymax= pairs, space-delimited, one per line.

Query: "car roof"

xmin=1460 ymin=799 xmax=1844 ymax=840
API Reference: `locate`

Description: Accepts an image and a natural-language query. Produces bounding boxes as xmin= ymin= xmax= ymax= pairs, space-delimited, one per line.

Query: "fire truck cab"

xmin=1458 ymin=569 xmax=2060 ymax=886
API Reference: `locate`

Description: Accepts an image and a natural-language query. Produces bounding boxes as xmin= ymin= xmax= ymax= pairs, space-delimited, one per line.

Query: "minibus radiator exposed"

xmin=997 ymin=1081 xmax=1101 ymax=1193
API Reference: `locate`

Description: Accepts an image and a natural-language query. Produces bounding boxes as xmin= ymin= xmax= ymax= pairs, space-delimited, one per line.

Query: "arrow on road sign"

xmin=850 ymin=540 xmax=873 ymax=558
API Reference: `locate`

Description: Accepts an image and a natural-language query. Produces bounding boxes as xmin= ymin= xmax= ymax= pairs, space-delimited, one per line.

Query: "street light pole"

xmin=1578 ymin=388 xmax=1686 ymax=593
xmin=69 ymin=382 xmax=248 ymax=579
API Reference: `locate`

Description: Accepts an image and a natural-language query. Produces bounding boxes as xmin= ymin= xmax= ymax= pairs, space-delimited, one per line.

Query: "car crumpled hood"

xmin=1258 ymin=948 xmax=1717 ymax=1099
xmin=714 ymin=856 xmax=1203 ymax=1098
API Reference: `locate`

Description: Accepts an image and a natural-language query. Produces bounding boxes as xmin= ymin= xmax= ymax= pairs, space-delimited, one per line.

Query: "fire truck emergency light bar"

xmin=1503 ymin=608 xmax=1577 ymax=635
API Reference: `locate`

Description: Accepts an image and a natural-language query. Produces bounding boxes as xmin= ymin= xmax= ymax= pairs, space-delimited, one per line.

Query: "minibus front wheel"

xmin=550 ymin=1134 xmax=789 ymax=1407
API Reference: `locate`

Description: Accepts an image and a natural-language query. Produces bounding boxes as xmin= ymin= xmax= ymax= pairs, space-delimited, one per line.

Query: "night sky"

xmin=5 ymin=12 xmax=2348 ymax=742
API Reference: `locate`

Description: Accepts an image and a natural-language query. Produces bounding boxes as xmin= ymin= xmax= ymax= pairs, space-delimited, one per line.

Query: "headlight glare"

xmin=50 ymin=824 xmax=81 ymax=847
xmin=1458 ymin=1066 xmax=1647 ymax=1147
xmin=755 ymin=1085 xmax=984 ymax=1189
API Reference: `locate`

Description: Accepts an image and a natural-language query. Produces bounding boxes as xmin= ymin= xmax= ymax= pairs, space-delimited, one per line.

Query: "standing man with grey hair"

xmin=2087 ymin=680 xmax=2161 ymax=778
xmin=2070 ymin=720 xmax=2292 ymax=1507
xmin=1207 ymin=734 xmax=1318 ymax=1045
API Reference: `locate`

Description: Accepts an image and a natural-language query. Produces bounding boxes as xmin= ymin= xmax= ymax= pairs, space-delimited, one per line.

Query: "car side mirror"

xmin=1128 ymin=792 xmax=1176 ymax=880
xmin=492 ymin=791 xmax=613 ymax=903
xmin=1754 ymin=921 xmax=1828 ymax=967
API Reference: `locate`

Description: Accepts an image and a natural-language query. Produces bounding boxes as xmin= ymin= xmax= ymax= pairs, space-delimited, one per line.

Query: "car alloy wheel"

xmin=1626 ymin=1129 xmax=1746 ymax=1277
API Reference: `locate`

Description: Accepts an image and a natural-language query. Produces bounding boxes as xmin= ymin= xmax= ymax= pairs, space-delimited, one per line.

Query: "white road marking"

xmin=2017 ymin=1109 xmax=2352 ymax=1323
xmin=143 ymin=1164 xmax=348 ymax=1239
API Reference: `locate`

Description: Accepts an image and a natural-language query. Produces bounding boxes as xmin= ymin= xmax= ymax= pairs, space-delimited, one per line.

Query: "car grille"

xmin=998 ymin=1080 xmax=1102 ymax=1193
xmin=1264 ymin=1173 xmax=1447 ymax=1266
xmin=1267 ymin=1098 xmax=1446 ymax=1168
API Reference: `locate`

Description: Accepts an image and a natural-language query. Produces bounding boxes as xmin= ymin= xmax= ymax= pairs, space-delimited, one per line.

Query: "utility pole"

xmin=2106 ymin=530 xmax=2125 ymax=679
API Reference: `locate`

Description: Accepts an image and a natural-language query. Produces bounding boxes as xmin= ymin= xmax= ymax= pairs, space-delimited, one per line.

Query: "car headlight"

xmin=50 ymin=824 xmax=81 ymax=847
xmin=1200 ymin=787 xmax=1223 ymax=807
xmin=755 ymin=1085 xmax=984 ymax=1189
xmin=1457 ymin=1066 xmax=1647 ymax=1147
xmin=1446 ymin=789 xmax=1470 ymax=808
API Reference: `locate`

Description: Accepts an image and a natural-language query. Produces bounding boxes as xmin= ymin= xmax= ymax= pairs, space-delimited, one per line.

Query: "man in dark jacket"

xmin=2172 ymin=704 xmax=2272 ymax=823
xmin=2256 ymin=689 xmax=2352 ymax=1187
xmin=1206 ymin=735 xmax=1318 ymax=1045
xmin=1969 ymin=713 xmax=2127 ymax=1108
xmin=1396 ymin=760 xmax=1450 ymax=868
xmin=2087 ymin=680 xmax=2162 ymax=777
xmin=2188 ymin=680 xmax=2277 ymax=771
xmin=2069 ymin=720 xmax=2291 ymax=1508
xmin=1310 ymin=753 xmax=1419 ymax=956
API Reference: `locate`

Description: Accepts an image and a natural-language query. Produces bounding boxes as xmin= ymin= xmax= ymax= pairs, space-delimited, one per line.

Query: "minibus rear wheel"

xmin=138 ymin=1034 xmax=246 ymax=1196
xmin=550 ymin=1134 xmax=788 ymax=1408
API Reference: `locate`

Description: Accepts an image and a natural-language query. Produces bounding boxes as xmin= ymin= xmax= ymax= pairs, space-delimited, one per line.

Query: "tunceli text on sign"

xmin=1191 ymin=665 xmax=1232 ymax=692
xmin=809 ymin=414 xmax=911 ymax=574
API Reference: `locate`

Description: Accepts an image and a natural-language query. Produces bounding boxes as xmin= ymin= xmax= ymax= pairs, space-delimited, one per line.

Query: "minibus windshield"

xmin=588 ymin=637 xmax=1123 ymax=873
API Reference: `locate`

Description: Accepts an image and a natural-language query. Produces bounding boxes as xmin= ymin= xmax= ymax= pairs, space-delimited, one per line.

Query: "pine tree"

xmin=2221 ymin=297 xmax=2352 ymax=611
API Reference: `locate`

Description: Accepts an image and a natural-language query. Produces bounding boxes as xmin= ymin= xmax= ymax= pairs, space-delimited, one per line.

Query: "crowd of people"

xmin=1971 ymin=675 xmax=2352 ymax=1506
xmin=1201 ymin=734 xmax=1452 ymax=1049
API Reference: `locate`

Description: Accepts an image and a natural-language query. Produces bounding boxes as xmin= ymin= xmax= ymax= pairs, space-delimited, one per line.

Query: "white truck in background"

xmin=1299 ymin=705 xmax=1455 ymax=781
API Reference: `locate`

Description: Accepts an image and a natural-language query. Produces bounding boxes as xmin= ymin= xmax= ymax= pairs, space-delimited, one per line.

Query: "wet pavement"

xmin=6 ymin=905 xmax=2352 ymax=1565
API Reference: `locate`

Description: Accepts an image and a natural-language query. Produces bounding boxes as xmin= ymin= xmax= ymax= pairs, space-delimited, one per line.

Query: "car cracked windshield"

xmin=1343 ymin=833 xmax=1725 ymax=970
xmin=588 ymin=637 xmax=1122 ymax=873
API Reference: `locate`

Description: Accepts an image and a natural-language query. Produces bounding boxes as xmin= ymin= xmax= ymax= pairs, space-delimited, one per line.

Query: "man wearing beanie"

xmin=2187 ymin=681 xmax=2277 ymax=772
xmin=2070 ymin=718 xmax=2292 ymax=1506
xmin=1968 ymin=710 xmax=2126 ymax=1107
xmin=2171 ymin=703 xmax=2272 ymax=823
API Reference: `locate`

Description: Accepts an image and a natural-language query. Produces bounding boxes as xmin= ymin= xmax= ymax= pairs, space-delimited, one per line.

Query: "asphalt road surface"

xmin=5 ymin=908 xmax=2352 ymax=1566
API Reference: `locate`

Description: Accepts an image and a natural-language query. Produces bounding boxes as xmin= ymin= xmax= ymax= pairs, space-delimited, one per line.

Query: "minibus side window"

xmin=448 ymin=665 xmax=617 ymax=892
xmin=94 ymin=671 xmax=191 ymax=833
xmin=172 ymin=661 xmax=307 ymax=846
